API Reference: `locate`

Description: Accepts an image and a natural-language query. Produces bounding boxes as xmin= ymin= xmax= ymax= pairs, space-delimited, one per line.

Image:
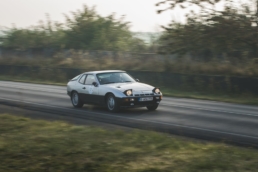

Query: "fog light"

xmin=130 ymin=103 xmax=134 ymax=106
xmin=156 ymin=97 xmax=159 ymax=99
xmin=130 ymin=98 xmax=135 ymax=101
xmin=157 ymin=101 xmax=160 ymax=104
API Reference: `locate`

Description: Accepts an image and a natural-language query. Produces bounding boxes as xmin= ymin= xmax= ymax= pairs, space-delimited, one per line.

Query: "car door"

xmin=76 ymin=74 xmax=88 ymax=102
xmin=84 ymin=74 xmax=99 ymax=104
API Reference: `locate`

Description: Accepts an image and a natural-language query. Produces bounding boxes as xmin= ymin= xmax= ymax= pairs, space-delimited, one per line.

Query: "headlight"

xmin=153 ymin=88 xmax=160 ymax=94
xmin=124 ymin=90 xmax=132 ymax=96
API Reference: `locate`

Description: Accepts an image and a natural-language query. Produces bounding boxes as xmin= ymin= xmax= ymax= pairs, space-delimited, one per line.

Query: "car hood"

xmin=104 ymin=82 xmax=154 ymax=92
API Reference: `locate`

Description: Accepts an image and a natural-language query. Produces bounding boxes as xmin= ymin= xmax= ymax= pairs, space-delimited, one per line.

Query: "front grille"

xmin=134 ymin=93 xmax=154 ymax=96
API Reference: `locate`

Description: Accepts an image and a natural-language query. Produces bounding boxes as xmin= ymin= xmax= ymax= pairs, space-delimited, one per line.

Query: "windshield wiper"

xmin=102 ymin=82 xmax=116 ymax=84
xmin=123 ymin=81 xmax=132 ymax=82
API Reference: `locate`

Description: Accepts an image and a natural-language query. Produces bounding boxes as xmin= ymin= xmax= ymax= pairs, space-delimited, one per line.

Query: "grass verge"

xmin=1 ymin=113 xmax=258 ymax=172
xmin=1 ymin=75 xmax=258 ymax=106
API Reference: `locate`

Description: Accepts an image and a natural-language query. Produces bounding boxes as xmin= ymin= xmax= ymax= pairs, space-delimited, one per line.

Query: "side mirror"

xmin=135 ymin=79 xmax=140 ymax=82
xmin=92 ymin=82 xmax=98 ymax=87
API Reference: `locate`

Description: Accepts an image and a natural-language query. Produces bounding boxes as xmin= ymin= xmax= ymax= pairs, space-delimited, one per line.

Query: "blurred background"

xmin=1 ymin=0 xmax=258 ymax=101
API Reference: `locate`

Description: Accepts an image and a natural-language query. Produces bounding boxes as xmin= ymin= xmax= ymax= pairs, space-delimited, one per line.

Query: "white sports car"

xmin=67 ymin=70 xmax=162 ymax=112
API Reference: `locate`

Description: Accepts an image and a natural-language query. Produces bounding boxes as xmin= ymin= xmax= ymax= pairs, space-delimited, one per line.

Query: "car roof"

xmin=83 ymin=70 xmax=125 ymax=75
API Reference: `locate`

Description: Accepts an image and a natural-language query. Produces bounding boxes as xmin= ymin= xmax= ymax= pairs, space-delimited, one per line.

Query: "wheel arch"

xmin=70 ymin=90 xmax=82 ymax=100
xmin=70 ymin=90 xmax=77 ymax=96
xmin=104 ymin=92 xmax=114 ymax=102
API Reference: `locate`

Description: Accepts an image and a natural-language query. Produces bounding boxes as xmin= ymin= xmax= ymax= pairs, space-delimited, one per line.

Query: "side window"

xmin=85 ymin=74 xmax=96 ymax=85
xmin=79 ymin=75 xmax=86 ymax=84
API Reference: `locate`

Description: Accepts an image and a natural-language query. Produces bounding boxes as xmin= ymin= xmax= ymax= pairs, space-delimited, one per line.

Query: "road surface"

xmin=1 ymin=81 xmax=258 ymax=147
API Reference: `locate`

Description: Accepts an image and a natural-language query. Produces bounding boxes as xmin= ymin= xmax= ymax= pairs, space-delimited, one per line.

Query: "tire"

xmin=146 ymin=104 xmax=159 ymax=111
xmin=71 ymin=91 xmax=83 ymax=108
xmin=106 ymin=94 xmax=120 ymax=112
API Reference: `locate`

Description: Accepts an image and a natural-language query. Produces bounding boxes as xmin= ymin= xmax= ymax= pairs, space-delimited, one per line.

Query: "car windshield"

xmin=97 ymin=72 xmax=135 ymax=85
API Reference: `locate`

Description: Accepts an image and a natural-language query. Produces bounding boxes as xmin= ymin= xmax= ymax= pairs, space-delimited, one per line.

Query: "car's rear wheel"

xmin=146 ymin=104 xmax=159 ymax=111
xmin=71 ymin=91 xmax=83 ymax=108
xmin=106 ymin=94 xmax=120 ymax=112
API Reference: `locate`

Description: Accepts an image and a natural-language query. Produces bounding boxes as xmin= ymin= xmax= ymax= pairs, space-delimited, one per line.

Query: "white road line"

xmin=1 ymin=97 xmax=258 ymax=140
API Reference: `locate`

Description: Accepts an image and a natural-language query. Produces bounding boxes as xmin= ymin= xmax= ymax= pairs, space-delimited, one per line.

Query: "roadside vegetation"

xmin=1 ymin=1 xmax=258 ymax=77
xmin=1 ymin=113 xmax=258 ymax=172
xmin=1 ymin=55 xmax=258 ymax=77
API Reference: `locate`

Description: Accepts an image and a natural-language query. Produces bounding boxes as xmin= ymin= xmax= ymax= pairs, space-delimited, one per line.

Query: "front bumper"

xmin=116 ymin=95 xmax=162 ymax=108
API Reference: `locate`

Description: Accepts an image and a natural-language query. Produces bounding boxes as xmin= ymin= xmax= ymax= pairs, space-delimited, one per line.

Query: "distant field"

xmin=1 ymin=113 xmax=258 ymax=172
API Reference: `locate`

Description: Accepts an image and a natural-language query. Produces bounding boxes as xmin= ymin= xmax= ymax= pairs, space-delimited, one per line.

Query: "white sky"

xmin=0 ymin=0 xmax=185 ymax=32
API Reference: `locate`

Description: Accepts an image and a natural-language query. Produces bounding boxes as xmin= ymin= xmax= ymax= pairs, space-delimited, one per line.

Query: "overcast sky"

xmin=0 ymin=0 xmax=186 ymax=32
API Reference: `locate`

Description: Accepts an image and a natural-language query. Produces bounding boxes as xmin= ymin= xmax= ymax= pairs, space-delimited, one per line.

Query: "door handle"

xmin=82 ymin=87 xmax=86 ymax=89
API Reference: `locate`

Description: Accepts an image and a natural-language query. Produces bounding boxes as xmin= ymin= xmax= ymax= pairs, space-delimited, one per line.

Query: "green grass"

xmin=0 ymin=114 xmax=258 ymax=172
xmin=1 ymin=75 xmax=258 ymax=106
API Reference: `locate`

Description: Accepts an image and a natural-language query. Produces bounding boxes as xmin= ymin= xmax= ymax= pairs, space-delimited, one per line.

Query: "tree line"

xmin=1 ymin=1 xmax=258 ymax=63
xmin=0 ymin=5 xmax=149 ymax=52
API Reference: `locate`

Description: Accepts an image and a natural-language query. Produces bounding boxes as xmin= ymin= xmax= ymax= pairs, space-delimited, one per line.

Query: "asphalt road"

xmin=1 ymin=81 xmax=258 ymax=147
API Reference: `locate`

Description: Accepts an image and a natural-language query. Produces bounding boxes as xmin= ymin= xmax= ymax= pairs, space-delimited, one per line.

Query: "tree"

xmin=0 ymin=5 xmax=147 ymax=52
xmin=157 ymin=0 xmax=258 ymax=60
xmin=0 ymin=16 xmax=65 ymax=50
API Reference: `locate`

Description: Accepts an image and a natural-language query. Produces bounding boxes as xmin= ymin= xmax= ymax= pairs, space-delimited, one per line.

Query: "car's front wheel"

xmin=71 ymin=91 xmax=83 ymax=108
xmin=146 ymin=104 xmax=159 ymax=111
xmin=106 ymin=94 xmax=120 ymax=112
